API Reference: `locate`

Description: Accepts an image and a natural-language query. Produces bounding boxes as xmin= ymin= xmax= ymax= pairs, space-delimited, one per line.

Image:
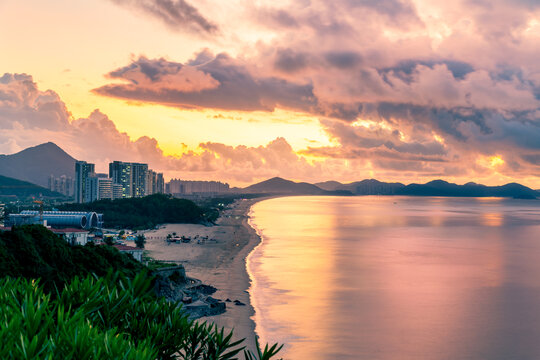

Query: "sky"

xmin=0 ymin=0 xmax=539 ymax=187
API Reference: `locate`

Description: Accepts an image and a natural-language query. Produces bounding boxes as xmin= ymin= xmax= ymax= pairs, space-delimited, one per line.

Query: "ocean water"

xmin=247 ymin=196 xmax=540 ymax=360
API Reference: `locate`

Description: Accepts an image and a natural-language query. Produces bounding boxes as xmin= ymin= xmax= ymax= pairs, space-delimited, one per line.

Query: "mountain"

xmin=397 ymin=180 xmax=538 ymax=199
xmin=0 ymin=174 xmax=65 ymax=199
xmin=315 ymin=181 xmax=344 ymax=191
xmin=0 ymin=142 xmax=76 ymax=187
xmin=248 ymin=177 xmax=538 ymax=199
xmin=241 ymin=177 xmax=330 ymax=195
xmin=316 ymin=179 xmax=405 ymax=195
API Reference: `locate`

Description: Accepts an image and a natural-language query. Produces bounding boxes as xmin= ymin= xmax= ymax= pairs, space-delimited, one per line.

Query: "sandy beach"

xmin=144 ymin=198 xmax=265 ymax=351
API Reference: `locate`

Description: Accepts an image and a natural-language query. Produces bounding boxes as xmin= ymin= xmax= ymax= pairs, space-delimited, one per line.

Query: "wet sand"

xmin=144 ymin=198 xmax=265 ymax=351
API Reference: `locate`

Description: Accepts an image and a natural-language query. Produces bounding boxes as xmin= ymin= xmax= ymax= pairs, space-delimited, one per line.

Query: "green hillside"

xmin=59 ymin=193 xmax=207 ymax=229
xmin=0 ymin=174 xmax=65 ymax=199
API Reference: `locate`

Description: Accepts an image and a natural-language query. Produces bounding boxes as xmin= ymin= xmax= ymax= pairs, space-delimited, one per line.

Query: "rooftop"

xmin=50 ymin=228 xmax=89 ymax=234
xmin=113 ymin=244 xmax=143 ymax=251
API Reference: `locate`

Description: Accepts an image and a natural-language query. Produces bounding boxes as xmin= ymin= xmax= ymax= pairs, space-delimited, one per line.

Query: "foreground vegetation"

xmin=0 ymin=225 xmax=282 ymax=359
xmin=0 ymin=272 xmax=282 ymax=359
xmin=59 ymin=194 xmax=206 ymax=229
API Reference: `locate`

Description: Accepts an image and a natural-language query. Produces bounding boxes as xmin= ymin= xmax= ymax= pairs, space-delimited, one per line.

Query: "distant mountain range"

xmin=0 ymin=174 xmax=65 ymax=199
xmin=243 ymin=177 xmax=539 ymax=199
xmin=234 ymin=177 xmax=352 ymax=196
xmin=239 ymin=177 xmax=329 ymax=195
xmin=0 ymin=142 xmax=76 ymax=188
xmin=0 ymin=142 xmax=538 ymax=200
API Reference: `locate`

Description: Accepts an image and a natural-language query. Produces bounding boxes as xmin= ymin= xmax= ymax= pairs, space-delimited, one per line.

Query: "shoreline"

xmin=144 ymin=197 xmax=272 ymax=351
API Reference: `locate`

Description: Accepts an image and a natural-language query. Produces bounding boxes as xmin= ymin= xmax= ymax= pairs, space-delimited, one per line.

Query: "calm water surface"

xmin=247 ymin=196 xmax=540 ymax=360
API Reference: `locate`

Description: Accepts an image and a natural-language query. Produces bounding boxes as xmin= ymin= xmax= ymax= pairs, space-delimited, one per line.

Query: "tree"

xmin=135 ymin=234 xmax=146 ymax=249
xmin=104 ymin=236 xmax=114 ymax=246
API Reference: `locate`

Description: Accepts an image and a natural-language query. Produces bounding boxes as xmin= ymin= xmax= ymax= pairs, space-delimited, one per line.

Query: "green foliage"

xmin=0 ymin=272 xmax=282 ymax=360
xmin=135 ymin=234 xmax=146 ymax=248
xmin=59 ymin=194 xmax=205 ymax=229
xmin=0 ymin=225 xmax=144 ymax=291
xmin=0 ymin=276 xmax=156 ymax=360
xmin=0 ymin=174 xmax=66 ymax=200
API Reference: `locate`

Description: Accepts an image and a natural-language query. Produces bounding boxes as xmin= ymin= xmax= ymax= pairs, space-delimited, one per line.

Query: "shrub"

xmin=0 ymin=272 xmax=282 ymax=360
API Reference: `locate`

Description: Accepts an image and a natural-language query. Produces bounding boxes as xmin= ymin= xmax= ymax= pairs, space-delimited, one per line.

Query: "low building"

xmin=51 ymin=228 xmax=89 ymax=246
xmin=113 ymin=244 xmax=143 ymax=262
xmin=167 ymin=179 xmax=230 ymax=196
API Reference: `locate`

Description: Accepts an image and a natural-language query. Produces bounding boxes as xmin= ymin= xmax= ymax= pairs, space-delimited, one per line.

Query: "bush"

xmin=0 ymin=272 xmax=282 ymax=360
xmin=0 ymin=225 xmax=144 ymax=291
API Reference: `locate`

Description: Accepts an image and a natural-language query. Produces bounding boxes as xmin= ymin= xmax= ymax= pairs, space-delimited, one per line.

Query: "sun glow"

xmin=489 ymin=156 xmax=505 ymax=167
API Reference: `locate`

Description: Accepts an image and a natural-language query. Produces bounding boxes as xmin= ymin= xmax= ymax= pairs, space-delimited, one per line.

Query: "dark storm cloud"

xmin=274 ymin=49 xmax=309 ymax=73
xmin=381 ymin=60 xmax=475 ymax=81
xmin=109 ymin=0 xmax=218 ymax=34
xmin=325 ymin=51 xmax=363 ymax=69
xmin=94 ymin=54 xmax=317 ymax=112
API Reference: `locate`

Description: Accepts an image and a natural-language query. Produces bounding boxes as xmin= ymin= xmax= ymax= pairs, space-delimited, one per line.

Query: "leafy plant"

xmin=0 ymin=272 xmax=283 ymax=360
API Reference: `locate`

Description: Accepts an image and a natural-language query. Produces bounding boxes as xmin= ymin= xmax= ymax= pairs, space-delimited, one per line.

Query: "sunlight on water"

xmin=247 ymin=196 xmax=540 ymax=360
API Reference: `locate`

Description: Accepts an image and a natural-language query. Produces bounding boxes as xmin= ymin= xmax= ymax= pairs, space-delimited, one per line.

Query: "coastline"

xmin=144 ymin=197 xmax=270 ymax=351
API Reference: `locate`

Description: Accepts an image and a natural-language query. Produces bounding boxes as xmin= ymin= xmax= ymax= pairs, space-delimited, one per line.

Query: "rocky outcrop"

xmin=153 ymin=265 xmax=226 ymax=319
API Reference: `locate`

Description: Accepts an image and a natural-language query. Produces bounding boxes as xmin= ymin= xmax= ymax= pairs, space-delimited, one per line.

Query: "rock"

xmin=225 ymin=298 xmax=232 ymax=302
xmin=191 ymin=284 xmax=217 ymax=295
xmin=234 ymin=300 xmax=246 ymax=306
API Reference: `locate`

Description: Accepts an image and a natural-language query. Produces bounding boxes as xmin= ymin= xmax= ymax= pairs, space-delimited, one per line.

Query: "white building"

xmin=86 ymin=174 xmax=113 ymax=202
xmin=113 ymin=244 xmax=143 ymax=262
xmin=167 ymin=179 xmax=230 ymax=195
xmin=51 ymin=228 xmax=89 ymax=246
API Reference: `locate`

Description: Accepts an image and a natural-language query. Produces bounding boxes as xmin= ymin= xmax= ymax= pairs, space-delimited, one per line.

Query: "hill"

xmin=0 ymin=225 xmax=144 ymax=291
xmin=0 ymin=174 xmax=65 ymax=199
xmin=58 ymin=193 xmax=207 ymax=229
xmin=256 ymin=177 xmax=538 ymax=199
xmin=397 ymin=180 xmax=538 ymax=199
xmin=319 ymin=179 xmax=406 ymax=195
xmin=0 ymin=142 xmax=76 ymax=187
xmin=241 ymin=177 xmax=329 ymax=195
xmin=314 ymin=180 xmax=344 ymax=191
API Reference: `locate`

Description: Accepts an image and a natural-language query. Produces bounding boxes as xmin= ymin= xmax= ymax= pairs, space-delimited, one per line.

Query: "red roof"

xmin=113 ymin=244 xmax=143 ymax=251
xmin=50 ymin=228 xmax=89 ymax=234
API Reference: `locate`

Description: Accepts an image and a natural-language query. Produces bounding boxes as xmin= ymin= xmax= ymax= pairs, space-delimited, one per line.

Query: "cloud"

xmin=109 ymin=0 xmax=218 ymax=34
xmin=7 ymin=0 xmax=540 ymax=185
xmin=0 ymin=73 xmax=331 ymax=185
xmin=0 ymin=73 xmax=70 ymax=130
xmin=94 ymin=53 xmax=317 ymax=112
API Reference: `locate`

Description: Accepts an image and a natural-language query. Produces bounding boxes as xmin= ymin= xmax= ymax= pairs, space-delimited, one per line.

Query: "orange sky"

xmin=0 ymin=0 xmax=539 ymax=187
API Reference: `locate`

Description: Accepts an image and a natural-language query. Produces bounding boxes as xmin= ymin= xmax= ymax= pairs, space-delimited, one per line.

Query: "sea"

xmin=247 ymin=196 xmax=540 ymax=360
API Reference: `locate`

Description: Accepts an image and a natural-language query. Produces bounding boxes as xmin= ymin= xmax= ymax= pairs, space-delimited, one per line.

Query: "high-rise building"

xmin=143 ymin=170 xmax=164 ymax=195
xmin=86 ymin=174 xmax=113 ymax=202
xmin=145 ymin=170 xmax=155 ymax=196
xmin=109 ymin=161 xmax=132 ymax=198
xmin=156 ymin=173 xmax=165 ymax=194
xmin=75 ymin=161 xmax=95 ymax=203
xmin=49 ymin=175 xmax=75 ymax=197
xmin=131 ymin=163 xmax=148 ymax=198
xmin=109 ymin=161 xmax=157 ymax=198
xmin=112 ymin=184 xmax=123 ymax=200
